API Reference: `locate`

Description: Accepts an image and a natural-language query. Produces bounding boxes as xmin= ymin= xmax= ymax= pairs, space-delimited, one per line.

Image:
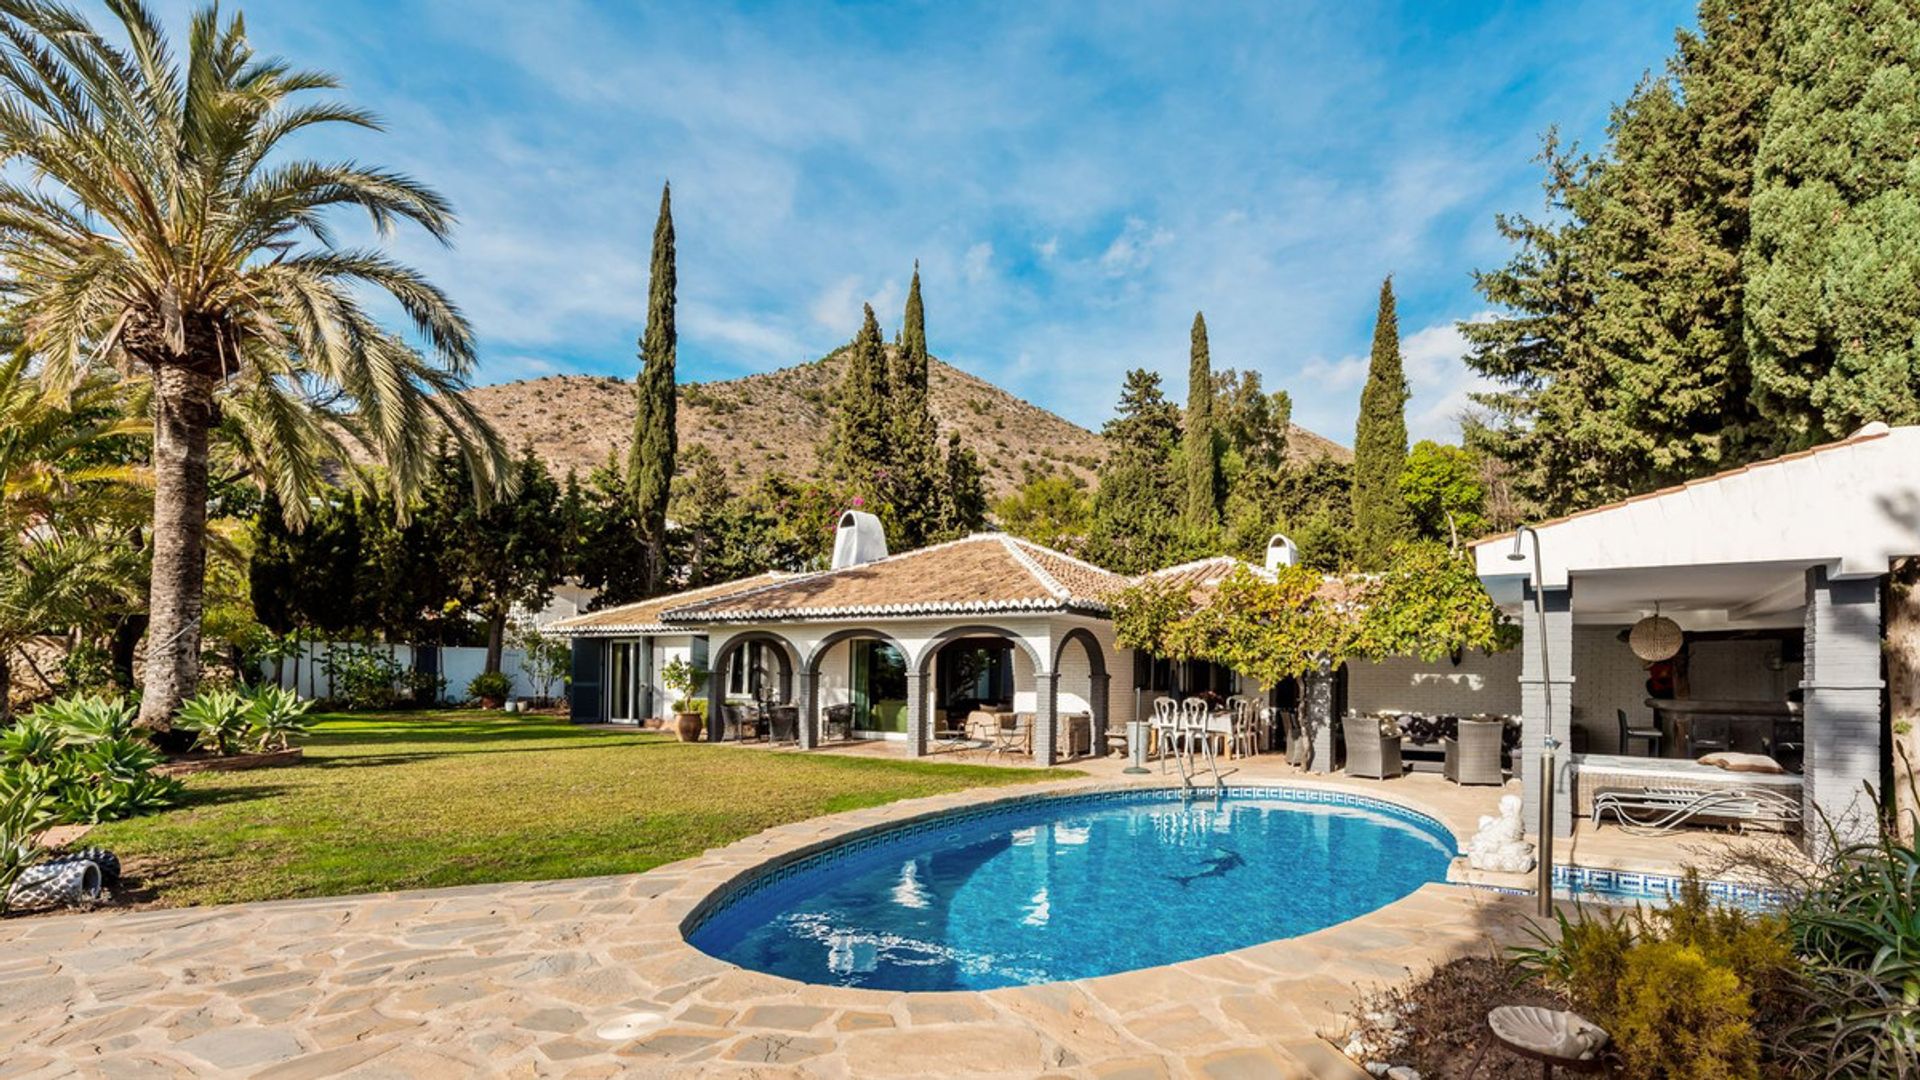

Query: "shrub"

xmin=1611 ymin=941 xmax=1756 ymax=1079
xmin=1514 ymin=873 xmax=1797 ymax=1079
xmin=0 ymin=694 xmax=181 ymax=826
xmin=467 ymin=670 xmax=513 ymax=705
xmin=320 ymin=644 xmax=405 ymax=710
xmin=176 ymin=689 xmax=252 ymax=755
xmin=245 ymin=687 xmax=313 ymax=752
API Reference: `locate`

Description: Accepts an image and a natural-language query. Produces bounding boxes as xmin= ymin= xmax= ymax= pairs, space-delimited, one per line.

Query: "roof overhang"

xmin=1474 ymin=425 xmax=1920 ymax=627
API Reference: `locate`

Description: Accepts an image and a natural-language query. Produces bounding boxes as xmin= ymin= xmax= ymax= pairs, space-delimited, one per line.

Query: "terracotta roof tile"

xmin=547 ymin=573 xmax=791 ymax=635
xmin=661 ymin=534 xmax=1129 ymax=622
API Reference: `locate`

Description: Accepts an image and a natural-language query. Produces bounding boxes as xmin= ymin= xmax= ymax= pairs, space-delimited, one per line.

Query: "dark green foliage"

xmin=1214 ymin=369 xmax=1291 ymax=472
xmin=1182 ymin=312 xmax=1221 ymax=531
xmin=630 ymin=183 xmax=678 ymax=593
xmin=1745 ymin=0 xmax=1920 ymax=443
xmin=1352 ymin=277 xmax=1410 ymax=567
xmin=833 ymin=305 xmax=892 ymax=484
xmin=425 ymin=447 xmax=571 ymax=672
xmin=1088 ymin=370 xmax=1185 ymax=573
xmin=885 ymin=267 xmax=953 ymax=547
xmin=575 ymin=453 xmax=652 ymax=607
xmin=938 ymin=433 xmax=987 ymax=539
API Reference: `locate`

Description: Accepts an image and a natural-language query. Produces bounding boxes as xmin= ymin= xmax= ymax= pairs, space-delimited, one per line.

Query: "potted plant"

xmin=661 ymin=658 xmax=709 ymax=742
xmin=467 ymin=670 xmax=513 ymax=710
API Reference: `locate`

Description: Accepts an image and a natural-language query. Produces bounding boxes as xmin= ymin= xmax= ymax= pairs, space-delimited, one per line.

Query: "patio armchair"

xmin=767 ymin=705 xmax=799 ymax=743
xmin=1343 ymin=716 xmax=1403 ymax=780
xmin=822 ymin=703 xmax=855 ymax=742
xmin=1443 ymin=717 xmax=1505 ymax=786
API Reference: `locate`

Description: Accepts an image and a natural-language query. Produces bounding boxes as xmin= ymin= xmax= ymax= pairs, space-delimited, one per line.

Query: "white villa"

xmin=553 ymin=423 xmax=1920 ymax=846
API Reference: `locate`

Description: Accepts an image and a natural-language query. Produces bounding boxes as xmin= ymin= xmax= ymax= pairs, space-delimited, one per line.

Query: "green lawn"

xmin=86 ymin=711 xmax=1070 ymax=908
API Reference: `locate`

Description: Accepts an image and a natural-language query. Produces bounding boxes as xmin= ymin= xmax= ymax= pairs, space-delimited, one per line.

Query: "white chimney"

xmin=1264 ymin=534 xmax=1299 ymax=572
xmin=831 ymin=511 xmax=889 ymax=570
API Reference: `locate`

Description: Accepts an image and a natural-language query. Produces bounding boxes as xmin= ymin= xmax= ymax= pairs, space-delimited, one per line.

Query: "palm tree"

xmin=0 ymin=349 xmax=147 ymax=716
xmin=0 ymin=2 xmax=508 ymax=727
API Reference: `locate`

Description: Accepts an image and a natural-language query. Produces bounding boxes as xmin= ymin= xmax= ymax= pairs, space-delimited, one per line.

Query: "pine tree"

xmin=1464 ymin=0 xmax=1788 ymax=512
xmin=1746 ymin=0 xmax=1920 ymax=442
xmin=1181 ymin=312 xmax=1220 ymax=531
xmin=1352 ymin=277 xmax=1410 ymax=567
xmin=1088 ymin=369 xmax=1183 ymax=573
xmin=889 ymin=265 xmax=944 ymax=547
xmin=833 ymin=304 xmax=891 ymax=484
xmin=629 ymin=182 xmax=677 ymax=594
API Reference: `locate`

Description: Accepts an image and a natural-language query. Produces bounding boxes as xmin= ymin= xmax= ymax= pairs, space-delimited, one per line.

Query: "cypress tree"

xmin=834 ymin=304 xmax=891 ymax=482
xmin=1181 ymin=311 xmax=1220 ymax=531
xmin=890 ymin=265 xmax=943 ymax=547
xmin=629 ymin=182 xmax=676 ymax=594
xmin=1352 ymin=277 xmax=1411 ymax=567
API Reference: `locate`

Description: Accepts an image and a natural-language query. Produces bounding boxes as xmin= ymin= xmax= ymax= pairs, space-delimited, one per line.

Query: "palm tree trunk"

xmin=0 ymin=648 xmax=12 ymax=723
xmin=137 ymin=363 xmax=213 ymax=729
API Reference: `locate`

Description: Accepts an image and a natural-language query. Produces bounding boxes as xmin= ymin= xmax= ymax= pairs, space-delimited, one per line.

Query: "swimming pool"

xmin=686 ymin=787 xmax=1458 ymax=990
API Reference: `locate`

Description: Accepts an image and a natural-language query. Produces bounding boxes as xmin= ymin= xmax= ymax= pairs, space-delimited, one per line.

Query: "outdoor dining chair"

xmin=1615 ymin=708 xmax=1664 ymax=757
xmin=1151 ymin=697 xmax=1180 ymax=772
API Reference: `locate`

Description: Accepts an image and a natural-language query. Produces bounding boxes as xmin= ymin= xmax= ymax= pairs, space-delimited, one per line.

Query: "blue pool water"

xmin=687 ymin=789 xmax=1457 ymax=990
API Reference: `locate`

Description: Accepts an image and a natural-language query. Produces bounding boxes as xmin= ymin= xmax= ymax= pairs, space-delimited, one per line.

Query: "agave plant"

xmin=1784 ymin=823 xmax=1920 ymax=1076
xmin=0 ymin=785 xmax=56 ymax=915
xmin=246 ymin=687 xmax=312 ymax=752
xmin=29 ymin=694 xmax=137 ymax=747
xmin=0 ymin=713 xmax=63 ymax=767
xmin=174 ymin=689 xmax=251 ymax=756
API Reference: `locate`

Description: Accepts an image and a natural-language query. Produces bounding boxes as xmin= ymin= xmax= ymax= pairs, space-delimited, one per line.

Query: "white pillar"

xmin=1518 ymin=582 xmax=1575 ymax=838
xmin=1803 ymin=566 xmax=1885 ymax=851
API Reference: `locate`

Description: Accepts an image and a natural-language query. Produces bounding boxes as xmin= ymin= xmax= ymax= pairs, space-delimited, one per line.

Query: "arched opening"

xmin=806 ymin=628 xmax=915 ymax=740
xmin=914 ymin=625 xmax=1047 ymax=752
xmin=705 ymin=631 xmax=800 ymax=742
xmin=1052 ymin=627 xmax=1109 ymax=759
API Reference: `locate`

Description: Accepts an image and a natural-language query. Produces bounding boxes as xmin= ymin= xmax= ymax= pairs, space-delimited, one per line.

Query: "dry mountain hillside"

xmin=461 ymin=350 xmax=1349 ymax=499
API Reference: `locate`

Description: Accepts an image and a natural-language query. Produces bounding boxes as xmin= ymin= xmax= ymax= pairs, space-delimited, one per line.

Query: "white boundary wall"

xmin=259 ymin=641 xmax=557 ymax=703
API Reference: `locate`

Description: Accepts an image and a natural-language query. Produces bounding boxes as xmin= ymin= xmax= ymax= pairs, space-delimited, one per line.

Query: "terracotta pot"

xmin=675 ymin=712 xmax=703 ymax=742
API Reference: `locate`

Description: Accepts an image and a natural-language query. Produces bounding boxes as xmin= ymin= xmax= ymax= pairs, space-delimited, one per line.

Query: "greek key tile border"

xmin=1551 ymin=864 xmax=1790 ymax=909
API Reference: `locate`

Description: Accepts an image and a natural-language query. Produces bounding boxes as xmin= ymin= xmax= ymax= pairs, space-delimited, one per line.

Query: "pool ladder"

xmin=1174 ymin=725 xmax=1226 ymax=799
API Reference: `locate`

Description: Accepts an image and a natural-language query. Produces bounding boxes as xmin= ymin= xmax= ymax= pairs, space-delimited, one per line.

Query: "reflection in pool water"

xmin=688 ymin=791 xmax=1456 ymax=990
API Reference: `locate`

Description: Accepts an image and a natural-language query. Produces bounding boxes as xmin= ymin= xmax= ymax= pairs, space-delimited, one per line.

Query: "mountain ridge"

xmin=460 ymin=352 xmax=1350 ymax=500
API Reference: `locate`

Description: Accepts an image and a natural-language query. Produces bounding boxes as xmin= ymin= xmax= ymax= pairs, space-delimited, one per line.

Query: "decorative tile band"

xmin=1551 ymin=864 xmax=1791 ymax=909
xmin=681 ymin=784 xmax=1459 ymax=935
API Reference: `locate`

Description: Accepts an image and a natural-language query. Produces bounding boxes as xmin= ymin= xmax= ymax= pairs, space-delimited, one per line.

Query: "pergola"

xmin=1472 ymin=423 xmax=1920 ymax=846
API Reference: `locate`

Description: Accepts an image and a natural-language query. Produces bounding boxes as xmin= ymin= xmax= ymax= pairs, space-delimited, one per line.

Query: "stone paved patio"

xmin=1 ymin=752 xmax=1742 ymax=1078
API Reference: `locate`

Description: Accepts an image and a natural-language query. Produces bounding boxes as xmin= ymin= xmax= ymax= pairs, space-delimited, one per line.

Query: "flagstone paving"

xmin=2 ymin=762 xmax=1563 ymax=1078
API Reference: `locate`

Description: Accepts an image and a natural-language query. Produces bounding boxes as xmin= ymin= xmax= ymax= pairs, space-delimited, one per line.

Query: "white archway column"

xmin=1033 ymin=671 xmax=1060 ymax=766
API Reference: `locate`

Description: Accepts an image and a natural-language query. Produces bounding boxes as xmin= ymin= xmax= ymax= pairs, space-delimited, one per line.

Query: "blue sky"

xmin=166 ymin=1 xmax=1696 ymax=443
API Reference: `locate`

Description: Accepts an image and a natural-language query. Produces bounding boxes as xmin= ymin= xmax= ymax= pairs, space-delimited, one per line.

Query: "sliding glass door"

xmin=851 ymin=639 xmax=908 ymax=734
xmin=605 ymin=640 xmax=639 ymax=722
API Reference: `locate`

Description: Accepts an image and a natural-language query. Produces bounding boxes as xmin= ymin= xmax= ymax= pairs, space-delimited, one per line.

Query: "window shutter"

xmin=570 ymin=639 xmax=604 ymax=723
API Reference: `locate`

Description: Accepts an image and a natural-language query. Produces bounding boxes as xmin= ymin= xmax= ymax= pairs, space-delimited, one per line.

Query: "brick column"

xmin=795 ymin=670 xmax=818 ymax=750
xmin=1518 ymin=582 xmax=1576 ymax=838
xmin=1301 ymin=664 xmax=1337 ymax=773
xmin=1088 ymin=672 xmax=1112 ymax=757
xmin=905 ymin=672 xmax=929 ymax=758
xmin=1032 ymin=671 xmax=1060 ymax=766
xmin=1803 ymin=566 xmax=1885 ymax=851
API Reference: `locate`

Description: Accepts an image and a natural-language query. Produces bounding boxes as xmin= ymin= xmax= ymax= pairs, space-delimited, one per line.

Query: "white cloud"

xmin=1098 ymin=217 xmax=1173 ymax=277
xmin=962 ymin=242 xmax=993 ymax=284
xmin=1035 ymin=236 xmax=1059 ymax=260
